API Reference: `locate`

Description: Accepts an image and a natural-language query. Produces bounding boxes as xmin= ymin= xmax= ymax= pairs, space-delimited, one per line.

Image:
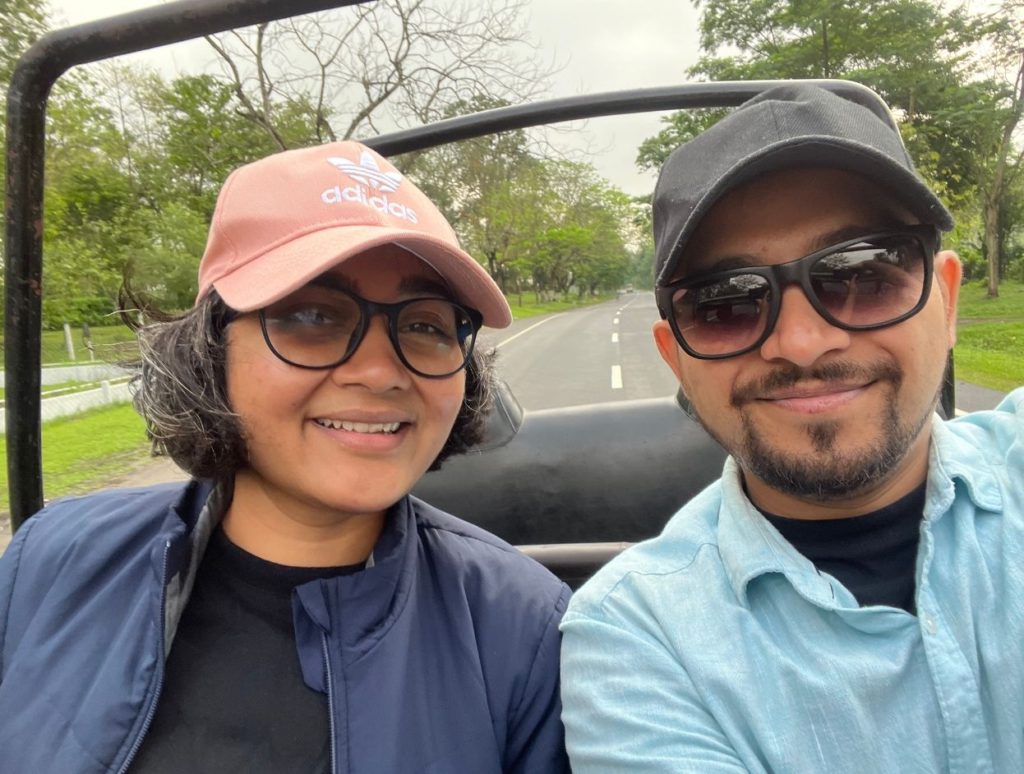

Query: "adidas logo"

xmin=321 ymin=151 xmax=419 ymax=224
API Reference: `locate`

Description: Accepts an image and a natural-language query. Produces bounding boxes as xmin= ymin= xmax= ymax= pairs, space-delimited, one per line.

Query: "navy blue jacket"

xmin=0 ymin=480 xmax=571 ymax=773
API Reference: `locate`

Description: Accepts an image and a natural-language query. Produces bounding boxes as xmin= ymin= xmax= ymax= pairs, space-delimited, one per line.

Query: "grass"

xmin=0 ymin=404 xmax=151 ymax=513
xmin=507 ymin=293 xmax=614 ymax=319
xmin=957 ymin=280 xmax=1024 ymax=320
xmin=954 ymin=322 xmax=1024 ymax=393
xmin=953 ymin=280 xmax=1024 ymax=392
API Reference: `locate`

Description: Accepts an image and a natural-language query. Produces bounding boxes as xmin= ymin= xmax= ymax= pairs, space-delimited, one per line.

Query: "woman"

xmin=0 ymin=141 xmax=571 ymax=773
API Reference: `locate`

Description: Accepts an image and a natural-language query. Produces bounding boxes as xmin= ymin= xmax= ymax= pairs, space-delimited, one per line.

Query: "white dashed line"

xmin=611 ymin=365 xmax=623 ymax=389
xmin=611 ymin=332 xmax=619 ymax=343
xmin=613 ymin=317 xmax=620 ymax=325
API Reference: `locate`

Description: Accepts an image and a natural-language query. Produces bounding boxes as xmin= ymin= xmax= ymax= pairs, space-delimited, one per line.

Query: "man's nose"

xmin=758 ymin=285 xmax=851 ymax=367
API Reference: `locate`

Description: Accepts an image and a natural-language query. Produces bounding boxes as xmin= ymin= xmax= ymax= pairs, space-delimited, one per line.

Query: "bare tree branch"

xmin=204 ymin=0 xmax=554 ymax=146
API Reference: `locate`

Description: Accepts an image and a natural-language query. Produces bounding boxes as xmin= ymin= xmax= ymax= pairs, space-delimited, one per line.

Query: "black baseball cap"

xmin=652 ymin=83 xmax=954 ymax=285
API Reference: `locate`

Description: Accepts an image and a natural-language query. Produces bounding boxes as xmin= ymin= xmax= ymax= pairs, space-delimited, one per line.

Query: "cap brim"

xmin=210 ymin=225 xmax=512 ymax=328
xmin=658 ymin=138 xmax=954 ymax=284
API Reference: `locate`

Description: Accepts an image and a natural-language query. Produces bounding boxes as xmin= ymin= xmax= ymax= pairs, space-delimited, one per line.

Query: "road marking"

xmin=611 ymin=365 xmax=623 ymax=389
xmin=613 ymin=317 xmax=620 ymax=325
xmin=493 ymin=314 xmax=565 ymax=349
xmin=611 ymin=332 xmax=619 ymax=343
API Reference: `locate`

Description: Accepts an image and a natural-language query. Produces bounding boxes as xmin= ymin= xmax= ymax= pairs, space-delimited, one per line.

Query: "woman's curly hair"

xmin=120 ymin=286 xmax=496 ymax=480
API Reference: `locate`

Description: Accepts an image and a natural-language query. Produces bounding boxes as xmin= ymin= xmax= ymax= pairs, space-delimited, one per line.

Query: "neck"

xmin=223 ymin=469 xmax=387 ymax=567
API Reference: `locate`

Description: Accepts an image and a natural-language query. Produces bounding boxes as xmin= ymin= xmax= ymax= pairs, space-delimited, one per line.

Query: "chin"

xmin=314 ymin=488 xmax=407 ymax=517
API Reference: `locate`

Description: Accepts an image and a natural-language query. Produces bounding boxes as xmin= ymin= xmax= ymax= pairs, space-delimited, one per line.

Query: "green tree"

xmin=399 ymin=98 xmax=544 ymax=294
xmin=42 ymin=76 xmax=139 ymax=327
xmin=516 ymin=160 xmax=632 ymax=299
xmin=637 ymin=0 xmax=1021 ymax=295
xmin=0 ymin=0 xmax=48 ymax=86
xmin=1 ymin=0 xmax=50 ymax=312
xmin=971 ymin=0 xmax=1023 ymax=296
xmin=640 ymin=0 xmax=992 ymax=195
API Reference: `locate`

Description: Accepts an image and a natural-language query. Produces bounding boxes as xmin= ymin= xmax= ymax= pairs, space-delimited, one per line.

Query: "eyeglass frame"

xmin=251 ymin=289 xmax=484 ymax=379
xmin=655 ymin=224 xmax=940 ymax=361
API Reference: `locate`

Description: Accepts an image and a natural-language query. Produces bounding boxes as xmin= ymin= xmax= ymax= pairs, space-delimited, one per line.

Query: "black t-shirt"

xmin=129 ymin=528 xmax=362 ymax=774
xmin=762 ymin=483 xmax=926 ymax=614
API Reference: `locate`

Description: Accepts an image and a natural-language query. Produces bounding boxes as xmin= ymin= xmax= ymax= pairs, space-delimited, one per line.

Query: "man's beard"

xmin=694 ymin=359 xmax=938 ymax=502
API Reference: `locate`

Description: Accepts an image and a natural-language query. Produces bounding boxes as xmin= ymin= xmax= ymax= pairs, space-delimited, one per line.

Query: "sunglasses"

xmin=257 ymin=284 xmax=483 ymax=378
xmin=656 ymin=225 xmax=939 ymax=360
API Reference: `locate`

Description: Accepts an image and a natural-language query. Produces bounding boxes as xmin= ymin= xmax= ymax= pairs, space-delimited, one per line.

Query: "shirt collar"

xmin=926 ymin=413 xmax=1003 ymax=519
xmin=717 ymin=411 xmax=1004 ymax=608
xmin=718 ymin=457 xmax=842 ymax=609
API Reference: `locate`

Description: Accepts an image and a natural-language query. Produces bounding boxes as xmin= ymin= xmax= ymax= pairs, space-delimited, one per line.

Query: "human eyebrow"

xmin=307 ymin=273 xmax=453 ymax=300
xmin=680 ymin=221 xmax=916 ymax=281
xmin=810 ymin=221 xmax=915 ymax=251
xmin=309 ymin=274 xmax=356 ymax=293
xmin=695 ymin=255 xmax=762 ymax=275
xmin=397 ymin=276 xmax=454 ymax=299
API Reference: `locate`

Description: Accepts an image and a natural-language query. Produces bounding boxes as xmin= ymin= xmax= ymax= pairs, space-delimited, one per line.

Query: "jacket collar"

xmin=159 ymin=479 xmax=227 ymax=654
xmin=292 ymin=496 xmax=418 ymax=659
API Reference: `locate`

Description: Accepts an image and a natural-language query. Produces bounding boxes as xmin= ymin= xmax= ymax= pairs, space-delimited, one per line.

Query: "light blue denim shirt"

xmin=561 ymin=388 xmax=1024 ymax=774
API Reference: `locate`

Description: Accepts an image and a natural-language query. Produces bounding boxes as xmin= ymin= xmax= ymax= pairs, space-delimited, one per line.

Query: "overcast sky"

xmin=45 ymin=0 xmax=703 ymax=195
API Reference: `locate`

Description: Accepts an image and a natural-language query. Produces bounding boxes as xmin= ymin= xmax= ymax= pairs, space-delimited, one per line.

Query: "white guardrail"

xmin=0 ymin=363 xmax=130 ymax=387
xmin=0 ymin=365 xmax=134 ymax=434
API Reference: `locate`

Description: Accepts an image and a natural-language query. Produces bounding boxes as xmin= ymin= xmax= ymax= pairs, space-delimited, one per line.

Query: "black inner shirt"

xmin=129 ymin=527 xmax=363 ymax=774
xmin=762 ymin=482 xmax=926 ymax=614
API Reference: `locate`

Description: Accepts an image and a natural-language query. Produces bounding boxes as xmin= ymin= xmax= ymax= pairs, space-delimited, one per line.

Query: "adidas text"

xmin=321 ymin=184 xmax=419 ymax=224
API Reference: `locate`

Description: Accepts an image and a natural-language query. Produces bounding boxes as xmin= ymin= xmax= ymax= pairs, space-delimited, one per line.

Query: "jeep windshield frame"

xmin=4 ymin=0 xmax=955 ymax=530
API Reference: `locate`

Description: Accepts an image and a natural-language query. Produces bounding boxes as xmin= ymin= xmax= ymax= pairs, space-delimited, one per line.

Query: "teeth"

xmin=315 ymin=418 xmax=401 ymax=434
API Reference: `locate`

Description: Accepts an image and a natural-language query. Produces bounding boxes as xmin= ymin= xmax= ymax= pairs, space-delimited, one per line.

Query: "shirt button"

xmin=923 ymin=616 xmax=937 ymax=635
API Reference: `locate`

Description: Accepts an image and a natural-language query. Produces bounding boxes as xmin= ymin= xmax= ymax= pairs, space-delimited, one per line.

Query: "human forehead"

xmin=313 ymin=244 xmax=453 ymax=300
xmin=680 ymin=167 xmax=917 ymax=278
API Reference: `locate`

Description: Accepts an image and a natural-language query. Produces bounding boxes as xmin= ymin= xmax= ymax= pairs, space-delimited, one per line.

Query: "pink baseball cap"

xmin=196 ymin=140 xmax=512 ymax=328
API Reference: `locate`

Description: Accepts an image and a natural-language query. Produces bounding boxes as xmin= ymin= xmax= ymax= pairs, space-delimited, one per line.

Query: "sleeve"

xmin=559 ymin=608 xmax=748 ymax=774
xmin=502 ymin=583 xmax=572 ymax=774
xmin=0 ymin=519 xmax=35 ymax=679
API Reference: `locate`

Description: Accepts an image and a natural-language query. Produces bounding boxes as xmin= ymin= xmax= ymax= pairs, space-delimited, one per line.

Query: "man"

xmin=560 ymin=83 xmax=1024 ymax=773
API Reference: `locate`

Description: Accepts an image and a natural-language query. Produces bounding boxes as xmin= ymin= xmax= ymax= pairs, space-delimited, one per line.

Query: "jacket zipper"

xmin=116 ymin=539 xmax=171 ymax=774
xmin=322 ymin=631 xmax=339 ymax=774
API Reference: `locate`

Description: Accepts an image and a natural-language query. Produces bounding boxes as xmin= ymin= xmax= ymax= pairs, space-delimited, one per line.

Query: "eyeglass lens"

xmin=670 ymin=233 xmax=928 ymax=358
xmin=261 ymin=285 xmax=474 ymax=376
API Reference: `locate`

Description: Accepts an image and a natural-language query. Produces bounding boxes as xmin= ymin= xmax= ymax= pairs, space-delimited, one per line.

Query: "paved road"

xmin=480 ymin=291 xmax=678 ymax=410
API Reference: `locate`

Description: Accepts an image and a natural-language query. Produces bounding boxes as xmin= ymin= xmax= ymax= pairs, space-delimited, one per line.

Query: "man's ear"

xmin=652 ymin=320 xmax=686 ymax=383
xmin=934 ymin=250 xmax=962 ymax=347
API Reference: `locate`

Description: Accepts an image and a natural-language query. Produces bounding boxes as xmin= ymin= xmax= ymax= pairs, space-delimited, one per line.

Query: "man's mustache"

xmin=730 ymin=359 xmax=903 ymax=407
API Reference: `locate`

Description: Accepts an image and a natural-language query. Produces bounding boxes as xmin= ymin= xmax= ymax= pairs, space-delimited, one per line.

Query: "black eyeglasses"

xmin=656 ymin=225 xmax=939 ymax=360
xmin=257 ymin=284 xmax=483 ymax=378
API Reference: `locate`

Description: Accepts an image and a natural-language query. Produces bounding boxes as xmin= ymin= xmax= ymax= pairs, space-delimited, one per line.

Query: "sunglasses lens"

xmin=671 ymin=274 xmax=771 ymax=357
xmin=810 ymin=235 xmax=927 ymax=328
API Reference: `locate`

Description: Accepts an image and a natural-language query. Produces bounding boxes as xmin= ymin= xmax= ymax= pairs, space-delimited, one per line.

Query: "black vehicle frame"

xmin=3 ymin=0 xmax=955 ymax=582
